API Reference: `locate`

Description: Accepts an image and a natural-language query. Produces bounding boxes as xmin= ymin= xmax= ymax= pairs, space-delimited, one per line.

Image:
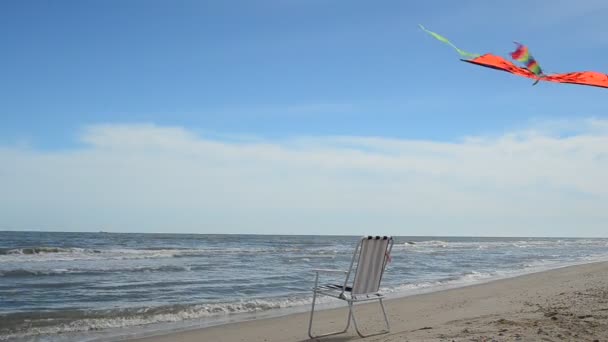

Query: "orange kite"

xmin=420 ymin=25 xmax=608 ymax=89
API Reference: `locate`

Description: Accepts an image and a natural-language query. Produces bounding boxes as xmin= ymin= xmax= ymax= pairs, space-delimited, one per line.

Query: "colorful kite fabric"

xmin=510 ymin=42 xmax=543 ymax=76
xmin=420 ymin=25 xmax=608 ymax=89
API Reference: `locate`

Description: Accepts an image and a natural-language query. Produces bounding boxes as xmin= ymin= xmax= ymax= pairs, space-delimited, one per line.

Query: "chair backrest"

xmin=347 ymin=236 xmax=393 ymax=296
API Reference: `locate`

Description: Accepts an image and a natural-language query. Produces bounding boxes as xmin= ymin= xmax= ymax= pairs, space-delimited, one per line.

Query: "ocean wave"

xmin=0 ymin=296 xmax=330 ymax=340
xmin=0 ymin=247 xmax=214 ymax=263
xmin=0 ymin=265 xmax=199 ymax=278
xmin=413 ymin=240 xmax=449 ymax=248
xmin=0 ymin=247 xmax=95 ymax=255
xmin=382 ymin=270 xmax=496 ymax=295
xmin=0 ymin=245 xmax=341 ymax=264
xmin=394 ymin=238 xmax=608 ymax=252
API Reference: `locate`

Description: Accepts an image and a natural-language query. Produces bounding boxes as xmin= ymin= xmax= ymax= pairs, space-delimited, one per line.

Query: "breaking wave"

xmin=0 ymin=296 xmax=327 ymax=341
xmin=0 ymin=265 xmax=200 ymax=278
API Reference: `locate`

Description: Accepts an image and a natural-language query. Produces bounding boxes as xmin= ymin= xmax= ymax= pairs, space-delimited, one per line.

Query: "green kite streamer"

xmin=419 ymin=24 xmax=480 ymax=59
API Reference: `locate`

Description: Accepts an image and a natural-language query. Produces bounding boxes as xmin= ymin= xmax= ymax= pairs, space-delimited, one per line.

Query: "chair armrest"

xmin=312 ymin=269 xmax=347 ymax=274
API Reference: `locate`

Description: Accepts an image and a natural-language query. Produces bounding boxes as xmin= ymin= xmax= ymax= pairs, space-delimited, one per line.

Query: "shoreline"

xmin=126 ymin=261 xmax=608 ymax=342
xmin=4 ymin=257 xmax=607 ymax=342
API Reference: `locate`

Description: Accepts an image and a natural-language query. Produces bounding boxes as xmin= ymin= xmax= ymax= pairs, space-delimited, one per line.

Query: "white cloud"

xmin=1 ymin=120 xmax=608 ymax=237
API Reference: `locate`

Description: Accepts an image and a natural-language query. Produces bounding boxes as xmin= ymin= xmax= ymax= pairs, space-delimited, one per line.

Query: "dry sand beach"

xmin=131 ymin=261 xmax=608 ymax=342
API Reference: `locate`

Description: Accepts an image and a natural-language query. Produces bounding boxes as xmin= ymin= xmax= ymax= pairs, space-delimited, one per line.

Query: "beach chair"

xmin=308 ymin=235 xmax=394 ymax=339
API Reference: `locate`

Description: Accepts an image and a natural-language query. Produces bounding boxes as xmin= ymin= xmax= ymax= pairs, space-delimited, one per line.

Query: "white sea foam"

xmin=394 ymin=238 xmax=608 ymax=253
xmin=0 ymin=296 xmax=339 ymax=341
xmin=0 ymin=264 xmax=198 ymax=277
xmin=0 ymin=245 xmax=342 ymax=265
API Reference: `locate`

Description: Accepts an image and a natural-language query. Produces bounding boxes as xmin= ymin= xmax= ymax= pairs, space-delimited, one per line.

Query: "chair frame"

xmin=308 ymin=236 xmax=394 ymax=339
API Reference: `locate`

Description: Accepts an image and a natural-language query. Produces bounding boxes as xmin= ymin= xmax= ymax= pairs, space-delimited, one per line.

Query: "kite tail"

xmin=419 ymin=24 xmax=480 ymax=60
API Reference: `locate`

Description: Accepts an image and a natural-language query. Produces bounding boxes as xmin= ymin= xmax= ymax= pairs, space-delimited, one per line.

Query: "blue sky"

xmin=1 ymin=1 xmax=608 ymax=236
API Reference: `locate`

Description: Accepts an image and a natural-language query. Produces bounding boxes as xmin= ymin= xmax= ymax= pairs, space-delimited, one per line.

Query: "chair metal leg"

xmin=379 ymin=298 xmax=390 ymax=332
xmin=308 ymin=288 xmax=352 ymax=339
xmin=350 ymin=298 xmax=390 ymax=338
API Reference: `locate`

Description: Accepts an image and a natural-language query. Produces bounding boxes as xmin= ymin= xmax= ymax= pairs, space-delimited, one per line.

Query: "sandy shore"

xmin=130 ymin=262 xmax=608 ymax=342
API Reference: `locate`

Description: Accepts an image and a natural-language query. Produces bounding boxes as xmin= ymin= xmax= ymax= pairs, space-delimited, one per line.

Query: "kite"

xmin=419 ymin=25 xmax=608 ymax=89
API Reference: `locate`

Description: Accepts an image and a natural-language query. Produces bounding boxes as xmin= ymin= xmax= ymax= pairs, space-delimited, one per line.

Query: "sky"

xmin=1 ymin=0 xmax=608 ymax=237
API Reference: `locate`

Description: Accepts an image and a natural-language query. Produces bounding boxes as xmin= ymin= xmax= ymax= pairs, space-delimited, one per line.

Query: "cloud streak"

xmin=1 ymin=119 xmax=607 ymax=237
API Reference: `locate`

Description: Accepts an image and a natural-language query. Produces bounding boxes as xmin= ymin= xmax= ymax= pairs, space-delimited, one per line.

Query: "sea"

xmin=1 ymin=231 xmax=608 ymax=342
